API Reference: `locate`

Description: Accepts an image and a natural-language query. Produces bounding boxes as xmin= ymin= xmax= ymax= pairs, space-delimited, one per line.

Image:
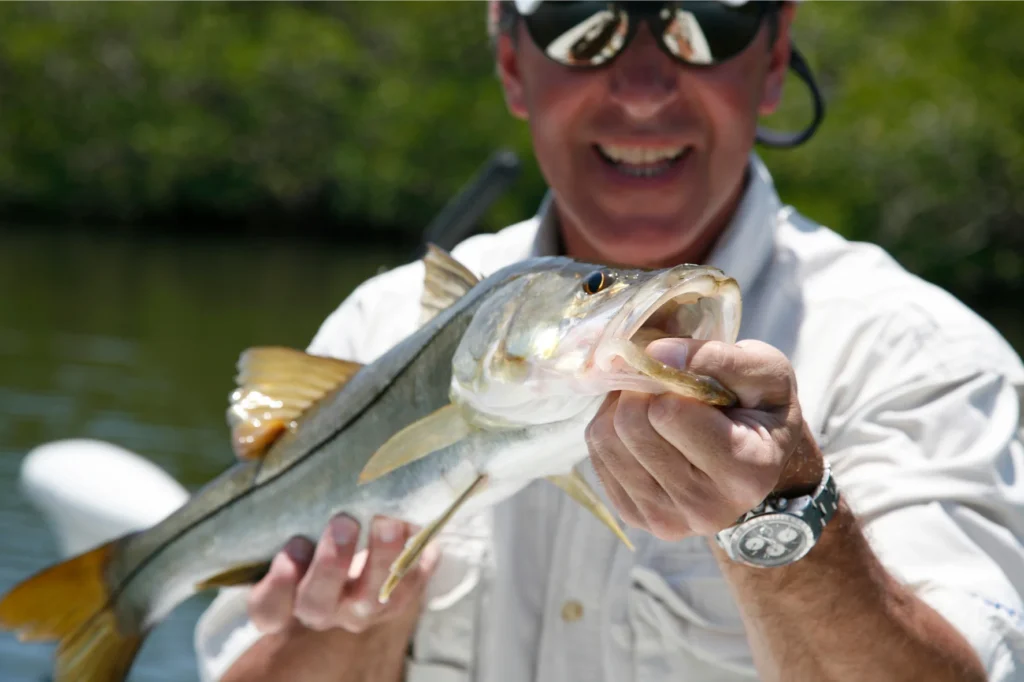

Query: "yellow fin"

xmin=195 ymin=561 xmax=272 ymax=591
xmin=228 ymin=347 xmax=364 ymax=460
xmin=547 ymin=470 xmax=635 ymax=552
xmin=0 ymin=538 xmax=146 ymax=682
xmin=379 ymin=473 xmax=488 ymax=604
xmin=358 ymin=404 xmax=471 ymax=484
xmin=419 ymin=243 xmax=481 ymax=326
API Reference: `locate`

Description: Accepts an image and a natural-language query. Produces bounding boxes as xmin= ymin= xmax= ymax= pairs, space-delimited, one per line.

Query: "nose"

xmin=606 ymin=23 xmax=681 ymax=121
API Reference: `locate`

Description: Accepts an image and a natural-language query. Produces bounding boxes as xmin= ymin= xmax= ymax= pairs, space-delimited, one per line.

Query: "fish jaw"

xmin=584 ymin=268 xmax=742 ymax=404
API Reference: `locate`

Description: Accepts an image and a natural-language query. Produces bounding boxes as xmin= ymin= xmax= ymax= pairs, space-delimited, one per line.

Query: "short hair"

xmin=487 ymin=0 xmax=518 ymax=45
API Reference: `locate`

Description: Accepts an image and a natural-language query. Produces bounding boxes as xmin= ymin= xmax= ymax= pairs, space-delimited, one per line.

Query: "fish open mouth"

xmin=595 ymin=274 xmax=742 ymax=406
xmin=627 ymin=291 xmax=723 ymax=347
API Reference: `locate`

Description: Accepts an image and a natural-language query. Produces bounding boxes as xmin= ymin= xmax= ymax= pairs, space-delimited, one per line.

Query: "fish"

xmin=0 ymin=245 xmax=742 ymax=682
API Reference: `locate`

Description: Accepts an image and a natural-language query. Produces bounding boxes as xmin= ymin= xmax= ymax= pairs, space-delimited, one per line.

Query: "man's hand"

xmin=221 ymin=516 xmax=438 ymax=682
xmin=586 ymin=337 xmax=823 ymax=541
xmin=248 ymin=515 xmax=439 ymax=635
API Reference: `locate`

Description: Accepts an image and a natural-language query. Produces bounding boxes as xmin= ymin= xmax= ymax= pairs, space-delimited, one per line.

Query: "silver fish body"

xmin=0 ymin=248 xmax=742 ymax=682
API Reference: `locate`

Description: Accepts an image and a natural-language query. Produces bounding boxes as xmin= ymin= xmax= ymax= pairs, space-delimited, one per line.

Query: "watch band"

xmin=715 ymin=461 xmax=840 ymax=568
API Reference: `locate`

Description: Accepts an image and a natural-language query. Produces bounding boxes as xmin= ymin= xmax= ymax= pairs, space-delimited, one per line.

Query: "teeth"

xmin=598 ymin=144 xmax=685 ymax=165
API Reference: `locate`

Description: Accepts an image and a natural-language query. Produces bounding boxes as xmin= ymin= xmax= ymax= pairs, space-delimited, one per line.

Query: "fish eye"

xmin=582 ymin=270 xmax=614 ymax=295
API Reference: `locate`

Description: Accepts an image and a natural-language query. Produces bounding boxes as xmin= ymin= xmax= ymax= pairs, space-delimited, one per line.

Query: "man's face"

xmin=496 ymin=3 xmax=795 ymax=267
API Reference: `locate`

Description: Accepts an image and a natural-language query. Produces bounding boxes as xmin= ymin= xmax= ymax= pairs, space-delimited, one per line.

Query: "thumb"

xmin=645 ymin=338 xmax=793 ymax=411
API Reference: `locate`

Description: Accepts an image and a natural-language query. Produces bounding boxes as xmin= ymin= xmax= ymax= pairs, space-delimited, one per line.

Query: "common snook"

xmin=0 ymin=246 xmax=742 ymax=681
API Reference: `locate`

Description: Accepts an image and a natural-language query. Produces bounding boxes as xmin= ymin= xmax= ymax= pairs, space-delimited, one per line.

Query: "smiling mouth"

xmin=595 ymin=144 xmax=691 ymax=178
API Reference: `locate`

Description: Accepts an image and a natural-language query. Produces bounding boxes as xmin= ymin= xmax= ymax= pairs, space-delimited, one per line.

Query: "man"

xmin=196 ymin=1 xmax=1024 ymax=680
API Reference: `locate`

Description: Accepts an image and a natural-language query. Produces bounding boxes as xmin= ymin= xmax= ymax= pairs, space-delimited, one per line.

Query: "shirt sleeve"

xmin=823 ymin=317 xmax=1024 ymax=679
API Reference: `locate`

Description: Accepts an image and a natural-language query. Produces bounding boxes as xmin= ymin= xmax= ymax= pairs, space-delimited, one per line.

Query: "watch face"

xmin=729 ymin=513 xmax=815 ymax=567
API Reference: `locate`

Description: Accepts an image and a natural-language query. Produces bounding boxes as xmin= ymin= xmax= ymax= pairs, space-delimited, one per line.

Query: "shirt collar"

xmin=526 ymin=152 xmax=779 ymax=296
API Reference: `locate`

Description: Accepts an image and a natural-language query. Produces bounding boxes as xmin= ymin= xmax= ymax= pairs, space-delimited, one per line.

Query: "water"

xmin=0 ymin=228 xmax=407 ymax=682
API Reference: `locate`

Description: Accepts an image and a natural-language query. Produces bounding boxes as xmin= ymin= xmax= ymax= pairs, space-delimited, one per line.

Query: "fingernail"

xmin=283 ymin=537 xmax=314 ymax=564
xmin=375 ymin=518 xmax=399 ymax=543
xmin=646 ymin=339 xmax=689 ymax=368
xmin=331 ymin=515 xmax=359 ymax=546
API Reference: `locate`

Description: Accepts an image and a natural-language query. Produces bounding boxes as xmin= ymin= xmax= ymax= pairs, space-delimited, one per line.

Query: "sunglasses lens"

xmin=656 ymin=2 xmax=768 ymax=65
xmin=524 ymin=1 xmax=768 ymax=68
xmin=525 ymin=2 xmax=628 ymax=67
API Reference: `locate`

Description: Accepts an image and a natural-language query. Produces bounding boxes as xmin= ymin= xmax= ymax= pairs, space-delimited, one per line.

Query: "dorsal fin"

xmin=419 ymin=244 xmax=481 ymax=326
xmin=227 ymin=347 xmax=363 ymax=460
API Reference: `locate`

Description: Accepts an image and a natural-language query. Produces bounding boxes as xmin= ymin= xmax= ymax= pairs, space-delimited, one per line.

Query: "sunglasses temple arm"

xmin=756 ymin=43 xmax=826 ymax=149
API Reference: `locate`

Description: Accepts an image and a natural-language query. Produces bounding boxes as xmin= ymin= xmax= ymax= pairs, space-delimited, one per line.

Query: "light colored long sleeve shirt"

xmin=195 ymin=154 xmax=1024 ymax=682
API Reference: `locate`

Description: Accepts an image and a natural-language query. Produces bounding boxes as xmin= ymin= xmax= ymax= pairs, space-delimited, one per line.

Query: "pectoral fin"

xmin=419 ymin=244 xmax=481 ymax=326
xmin=378 ymin=473 xmax=488 ymax=604
xmin=358 ymin=404 xmax=471 ymax=484
xmin=228 ymin=347 xmax=364 ymax=460
xmin=547 ymin=470 xmax=634 ymax=551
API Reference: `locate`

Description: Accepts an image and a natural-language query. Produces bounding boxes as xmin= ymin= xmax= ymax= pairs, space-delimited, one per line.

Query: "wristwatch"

xmin=715 ymin=462 xmax=840 ymax=568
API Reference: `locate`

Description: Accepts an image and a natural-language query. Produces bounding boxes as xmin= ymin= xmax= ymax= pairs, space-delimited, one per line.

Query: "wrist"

xmin=772 ymin=421 xmax=825 ymax=497
xmin=714 ymin=435 xmax=839 ymax=570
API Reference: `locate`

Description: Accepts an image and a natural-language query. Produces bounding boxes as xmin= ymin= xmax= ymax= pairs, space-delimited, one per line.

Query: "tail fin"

xmin=0 ymin=539 xmax=146 ymax=682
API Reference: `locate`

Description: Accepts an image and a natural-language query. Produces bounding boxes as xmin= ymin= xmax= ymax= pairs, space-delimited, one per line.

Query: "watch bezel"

xmin=723 ymin=512 xmax=816 ymax=568
xmin=716 ymin=461 xmax=840 ymax=568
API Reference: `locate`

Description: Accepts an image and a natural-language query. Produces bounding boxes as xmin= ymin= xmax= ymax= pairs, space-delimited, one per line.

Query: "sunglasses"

xmin=519 ymin=1 xmax=781 ymax=69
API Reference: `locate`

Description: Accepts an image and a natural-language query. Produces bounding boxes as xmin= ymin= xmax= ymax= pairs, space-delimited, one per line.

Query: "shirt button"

xmin=561 ymin=600 xmax=584 ymax=622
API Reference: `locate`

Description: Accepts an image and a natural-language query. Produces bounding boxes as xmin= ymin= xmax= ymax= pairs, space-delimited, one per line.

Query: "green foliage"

xmin=762 ymin=3 xmax=1024 ymax=305
xmin=0 ymin=2 xmax=1020 ymax=307
xmin=0 ymin=2 xmax=542 ymax=232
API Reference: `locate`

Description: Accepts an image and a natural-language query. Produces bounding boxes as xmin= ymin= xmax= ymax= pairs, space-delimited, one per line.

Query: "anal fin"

xmin=358 ymin=404 xmax=471 ymax=484
xmin=195 ymin=561 xmax=272 ymax=591
xmin=547 ymin=470 xmax=634 ymax=551
xmin=378 ymin=473 xmax=488 ymax=604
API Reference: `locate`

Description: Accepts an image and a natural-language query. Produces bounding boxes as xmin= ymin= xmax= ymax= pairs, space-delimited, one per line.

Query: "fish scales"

xmin=107 ymin=259 xmax=550 ymax=631
xmin=0 ymin=248 xmax=743 ymax=681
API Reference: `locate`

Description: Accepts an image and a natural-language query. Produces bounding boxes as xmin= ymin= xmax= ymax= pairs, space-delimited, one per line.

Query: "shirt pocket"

xmin=625 ymin=541 xmax=758 ymax=682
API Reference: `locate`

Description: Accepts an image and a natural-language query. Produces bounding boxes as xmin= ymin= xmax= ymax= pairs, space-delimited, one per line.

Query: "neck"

xmin=556 ymin=167 xmax=750 ymax=269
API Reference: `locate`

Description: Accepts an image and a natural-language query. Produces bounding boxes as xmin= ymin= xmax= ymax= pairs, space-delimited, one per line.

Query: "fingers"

xmin=645 ymin=337 xmax=795 ymax=411
xmin=248 ymin=514 xmax=438 ymax=636
xmin=590 ymin=391 xmax=765 ymax=538
xmin=293 ymin=515 xmax=360 ymax=630
xmin=645 ymin=338 xmax=796 ymax=500
xmin=586 ymin=393 xmax=674 ymax=532
xmin=589 ymin=446 xmax=643 ymax=529
xmin=649 ymin=392 xmax=779 ymax=508
xmin=248 ymin=536 xmax=315 ymax=634
xmin=341 ymin=517 xmax=431 ymax=630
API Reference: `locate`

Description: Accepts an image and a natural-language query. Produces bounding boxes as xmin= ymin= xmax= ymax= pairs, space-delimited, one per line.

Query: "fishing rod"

xmin=416 ymin=148 xmax=522 ymax=256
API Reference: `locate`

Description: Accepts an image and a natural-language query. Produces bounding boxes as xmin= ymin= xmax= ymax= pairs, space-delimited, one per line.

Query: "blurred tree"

xmin=0 ymin=2 xmax=1020 ymax=311
xmin=762 ymin=2 xmax=1024 ymax=309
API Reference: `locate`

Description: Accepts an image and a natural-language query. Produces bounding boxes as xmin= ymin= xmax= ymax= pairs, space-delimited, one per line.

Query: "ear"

xmin=758 ymin=2 xmax=797 ymax=116
xmin=496 ymin=31 xmax=529 ymax=120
